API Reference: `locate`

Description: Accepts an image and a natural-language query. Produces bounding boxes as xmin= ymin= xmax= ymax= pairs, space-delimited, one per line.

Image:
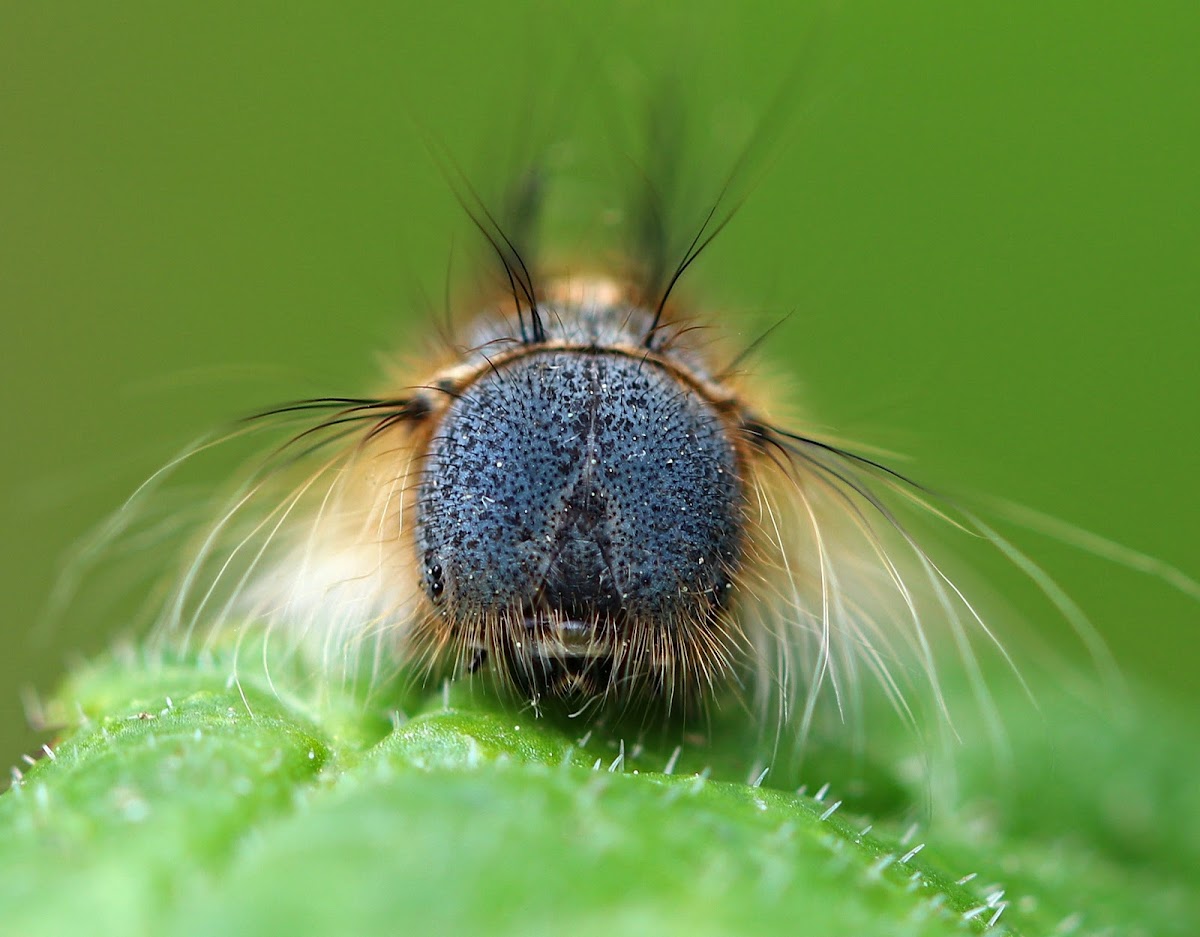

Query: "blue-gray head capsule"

xmin=415 ymin=299 xmax=746 ymax=700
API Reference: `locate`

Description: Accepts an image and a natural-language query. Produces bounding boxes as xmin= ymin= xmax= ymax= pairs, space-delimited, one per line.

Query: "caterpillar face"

xmin=414 ymin=280 xmax=746 ymax=702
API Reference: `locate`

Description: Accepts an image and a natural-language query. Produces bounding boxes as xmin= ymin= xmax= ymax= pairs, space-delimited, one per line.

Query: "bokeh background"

xmin=2 ymin=2 xmax=1196 ymax=768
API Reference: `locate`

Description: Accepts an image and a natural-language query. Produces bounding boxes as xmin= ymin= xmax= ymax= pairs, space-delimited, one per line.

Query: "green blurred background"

xmin=2 ymin=1 xmax=1196 ymax=768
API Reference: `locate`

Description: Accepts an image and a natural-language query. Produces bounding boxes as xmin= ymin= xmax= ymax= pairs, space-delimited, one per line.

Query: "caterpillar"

xmin=128 ymin=114 xmax=1022 ymax=761
xmin=51 ymin=60 xmax=1195 ymax=780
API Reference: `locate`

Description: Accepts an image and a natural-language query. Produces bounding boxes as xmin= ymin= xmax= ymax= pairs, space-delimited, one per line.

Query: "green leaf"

xmin=1 ymin=644 xmax=1195 ymax=937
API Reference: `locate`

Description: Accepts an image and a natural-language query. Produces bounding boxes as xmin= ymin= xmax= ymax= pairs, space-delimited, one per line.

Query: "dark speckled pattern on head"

xmin=417 ymin=336 xmax=744 ymax=673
